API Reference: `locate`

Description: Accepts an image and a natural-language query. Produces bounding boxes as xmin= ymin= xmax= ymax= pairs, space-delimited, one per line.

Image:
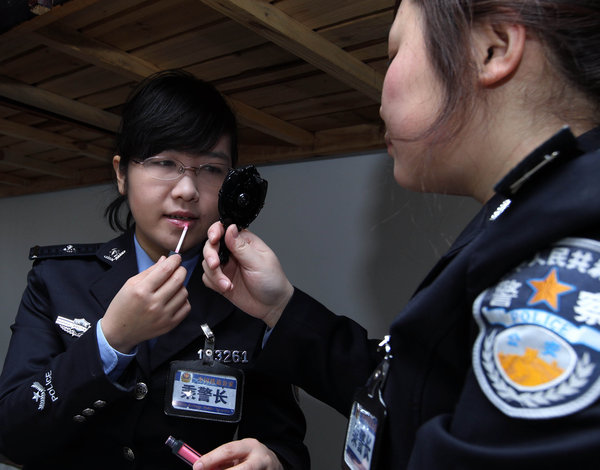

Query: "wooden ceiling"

xmin=0 ymin=0 xmax=392 ymax=198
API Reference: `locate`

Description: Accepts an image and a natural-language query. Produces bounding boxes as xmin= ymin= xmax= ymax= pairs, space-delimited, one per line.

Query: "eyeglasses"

xmin=132 ymin=156 xmax=231 ymax=188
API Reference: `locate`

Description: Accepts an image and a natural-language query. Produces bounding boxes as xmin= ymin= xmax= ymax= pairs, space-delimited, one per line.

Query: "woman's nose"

xmin=171 ymin=173 xmax=200 ymax=201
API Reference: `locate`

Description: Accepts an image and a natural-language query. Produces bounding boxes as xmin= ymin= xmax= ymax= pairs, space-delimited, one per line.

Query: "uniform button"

xmin=82 ymin=408 xmax=95 ymax=416
xmin=134 ymin=382 xmax=148 ymax=400
xmin=73 ymin=415 xmax=85 ymax=423
xmin=123 ymin=447 xmax=135 ymax=461
xmin=93 ymin=400 xmax=106 ymax=408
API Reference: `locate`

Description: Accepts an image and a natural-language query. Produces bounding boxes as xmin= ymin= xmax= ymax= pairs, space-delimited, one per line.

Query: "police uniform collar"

xmin=494 ymin=126 xmax=584 ymax=198
xmin=96 ymin=230 xmax=134 ymax=265
xmin=29 ymin=242 xmax=103 ymax=260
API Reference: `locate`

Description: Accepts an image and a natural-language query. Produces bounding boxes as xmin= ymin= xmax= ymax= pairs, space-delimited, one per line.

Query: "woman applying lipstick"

xmin=0 ymin=70 xmax=308 ymax=470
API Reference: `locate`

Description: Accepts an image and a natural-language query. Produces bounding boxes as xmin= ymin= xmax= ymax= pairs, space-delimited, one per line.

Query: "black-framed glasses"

xmin=132 ymin=156 xmax=231 ymax=188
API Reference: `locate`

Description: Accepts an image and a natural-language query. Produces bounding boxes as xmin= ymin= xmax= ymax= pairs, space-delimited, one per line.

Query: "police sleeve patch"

xmin=472 ymin=237 xmax=600 ymax=419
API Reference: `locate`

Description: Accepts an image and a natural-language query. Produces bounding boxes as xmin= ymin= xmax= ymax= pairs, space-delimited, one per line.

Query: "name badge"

xmin=165 ymin=324 xmax=244 ymax=423
xmin=342 ymin=336 xmax=391 ymax=470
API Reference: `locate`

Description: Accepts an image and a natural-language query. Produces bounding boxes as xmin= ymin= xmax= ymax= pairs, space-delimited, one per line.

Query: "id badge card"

xmin=343 ymin=386 xmax=387 ymax=470
xmin=164 ymin=324 xmax=244 ymax=423
xmin=342 ymin=337 xmax=391 ymax=470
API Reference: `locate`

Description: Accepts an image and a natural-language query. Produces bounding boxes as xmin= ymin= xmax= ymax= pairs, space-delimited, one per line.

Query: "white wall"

xmin=0 ymin=151 xmax=480 ymax=469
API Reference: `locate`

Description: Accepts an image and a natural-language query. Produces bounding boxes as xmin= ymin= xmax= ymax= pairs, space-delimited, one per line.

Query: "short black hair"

xmin=105 ymin=69 xmax=238 ymax=232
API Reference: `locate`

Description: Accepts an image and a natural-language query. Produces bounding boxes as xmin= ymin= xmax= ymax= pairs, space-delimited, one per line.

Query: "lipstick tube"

xmin=165 ymin=435 xmax=201 ymax=466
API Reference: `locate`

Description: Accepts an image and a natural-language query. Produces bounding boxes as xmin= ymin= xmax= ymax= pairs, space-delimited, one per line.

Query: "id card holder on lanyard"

xmin=164 ymin=324 xmax=244 ymax=423
xmin=342 ymin=336 xmax=391 ymax=470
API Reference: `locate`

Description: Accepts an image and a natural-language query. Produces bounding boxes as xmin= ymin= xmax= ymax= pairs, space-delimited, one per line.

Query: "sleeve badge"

xmin=472 ymin=237 xmax=600 ymax=419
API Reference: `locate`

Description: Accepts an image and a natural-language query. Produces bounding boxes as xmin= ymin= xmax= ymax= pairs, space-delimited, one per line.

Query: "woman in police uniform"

xmin=0 ymin=70 xmax=308 ymax=469
xmin=200 ymin=0 xmax=600 ymax=469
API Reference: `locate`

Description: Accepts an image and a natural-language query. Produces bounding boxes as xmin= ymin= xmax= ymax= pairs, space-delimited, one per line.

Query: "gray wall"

xmin=0 ymin=151 xmax=479 ymax=469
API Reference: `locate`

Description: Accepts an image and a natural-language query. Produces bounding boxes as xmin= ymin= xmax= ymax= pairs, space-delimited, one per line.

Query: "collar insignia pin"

xmin=104 ymin=248 xmax=126 ymax=262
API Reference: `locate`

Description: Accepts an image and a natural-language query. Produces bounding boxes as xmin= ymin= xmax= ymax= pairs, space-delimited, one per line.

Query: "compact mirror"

xmin=217 ymin=165 xmax=268 ymax=263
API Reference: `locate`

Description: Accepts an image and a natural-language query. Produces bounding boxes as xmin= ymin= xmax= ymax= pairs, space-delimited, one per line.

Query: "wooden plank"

xmin=0 ymin=149 xmax=80 ymax=179
xmin=0 ymin=171 xmax=29 ymax=187
xmin=0 ymin=35 xmax=40 ymax=63
xmin=186 ymin=43 xmax=299 ymax=83
xmin=0 ymin=76 xmax=121 ymax=132
xmin=229 ymin=72 xmax=349 ymax=109
xmin=134 ymin=21 xmax=266 ymax=69
xmin=39 ymin=66 xmax=132 ymax=101
xmin=34 ymin=23 xmax=161 ymax=81
xmin=2 ymin=0 xmax=103 ymax=36
xmin=0 ymin=166 xmax=113 ymax=196
xmin=1 ymin=46 xmax=88 ymax=85
xmin=0 ymin=118 xmax=112 ymax=162
xmin=264 ymin=90 xmax=375 ymax=121
xmin=78 ymin=83 xmax=133 ymax=109
xmin=238 ymin=123 xmax=385 ymax=164
xmin=320 ymin=11 xmax=392 ymax=50
xmin=291 ymin=105 xmax=381 ymax=132
xmin=276 ymin=0 xmax=393 ymax=30
xmin=216 ymin=61 xmax=315 ymax=94
xmin=90 ymin=0 xmax=218 ymax=50
xmin=199 ymin=0 xmax=383 ymax=101
xmin=228 ymin=98 xmax=314 ymax=146
xmin=66 ymin=0 xmax=159 ymax=32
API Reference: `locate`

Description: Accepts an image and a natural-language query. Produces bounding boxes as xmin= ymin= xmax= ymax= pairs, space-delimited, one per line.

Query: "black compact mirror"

xmin=217 ymin=165 xmax=268 ymax=263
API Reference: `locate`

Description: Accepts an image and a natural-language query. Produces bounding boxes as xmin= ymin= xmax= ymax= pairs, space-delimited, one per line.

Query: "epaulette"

xmin=29 ymin=243 xmax=103 ymax=260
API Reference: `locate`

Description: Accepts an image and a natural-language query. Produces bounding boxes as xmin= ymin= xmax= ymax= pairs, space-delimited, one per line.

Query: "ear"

xmin=473 ymin=22 xmax=526 ymax=86
xmin=112 ymin=155 xmax=126 ymax=195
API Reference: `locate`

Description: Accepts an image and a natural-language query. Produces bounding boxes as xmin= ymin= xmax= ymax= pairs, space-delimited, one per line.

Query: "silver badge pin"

xmin=55 ymin=316 xmax=91 ymax=337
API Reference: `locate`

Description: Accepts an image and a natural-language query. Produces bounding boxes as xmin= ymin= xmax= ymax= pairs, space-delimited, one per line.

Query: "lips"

xmin=166 ymin=212 xmax=198 ymax=227
xmin=167 ymin=214 xmax=196 ymax=221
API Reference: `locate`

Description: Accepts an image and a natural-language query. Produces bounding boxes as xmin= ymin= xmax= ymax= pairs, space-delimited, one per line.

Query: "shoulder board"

xmin=29 ymin=243 xmax=103 ymax=260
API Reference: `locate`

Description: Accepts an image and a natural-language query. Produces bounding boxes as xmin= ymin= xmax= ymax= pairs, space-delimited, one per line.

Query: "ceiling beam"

xmin=0 ymin=118 xmax=112 ymax=162
xmin=0 ymin=76 xmax=121 ymax=132
xmin=229 ymin=98 xmax=313 ymax=146
xmin=0 ymin=172 xmax=29 ymax=187
xmin=199 ymin=0 xmax=384 ymax=102
xmin=0 ymin=149 xmax=80 ymax=179
xmin=0 ymin=166 xmax=113 ymax=196
xmin=33 ymin=23 xmax=161 ymax=82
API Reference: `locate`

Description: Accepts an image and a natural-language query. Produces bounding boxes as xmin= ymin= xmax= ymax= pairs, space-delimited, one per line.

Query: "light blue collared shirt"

xmin=97 ymin=235 xmax=200 ymax=380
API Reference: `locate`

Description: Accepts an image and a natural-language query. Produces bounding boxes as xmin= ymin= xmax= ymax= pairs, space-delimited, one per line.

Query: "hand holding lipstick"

xmin=101 ymin=254 xmax=190 ymax=353
xmin=191 ymin=438 xmax=283 ymax=470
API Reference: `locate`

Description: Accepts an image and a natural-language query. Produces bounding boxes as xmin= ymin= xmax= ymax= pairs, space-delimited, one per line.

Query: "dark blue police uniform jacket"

xmin=0 ymin=230 xmax=308 ymax=469
xmin=255 ymin=127 xmax=600 ymax=469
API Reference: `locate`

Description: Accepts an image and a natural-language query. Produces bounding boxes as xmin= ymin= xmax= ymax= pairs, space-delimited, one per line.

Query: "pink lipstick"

xmin=165 ymin=435 xmax=201 ymax=466
xmin=174 ymin=222 xmax=189 ymax=254
xmin=168 ymin=222 xmax=189 ymax=257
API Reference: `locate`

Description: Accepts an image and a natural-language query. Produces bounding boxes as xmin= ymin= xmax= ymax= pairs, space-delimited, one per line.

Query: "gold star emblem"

xmin=527 ymin=268 xmax=575 ymax=311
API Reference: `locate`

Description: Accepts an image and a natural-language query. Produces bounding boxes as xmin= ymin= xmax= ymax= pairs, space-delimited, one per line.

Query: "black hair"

xmin=394 ymin=0 xmax=600 ymax=138
xmin=105 ymin=69 xmax=238 ymax=232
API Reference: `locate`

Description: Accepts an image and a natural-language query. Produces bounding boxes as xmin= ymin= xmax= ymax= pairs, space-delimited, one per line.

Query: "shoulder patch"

xmin=472 ymin=237 xmax=600 ymax=419
xmin=29 ymin=243 xmax=103 ymax=260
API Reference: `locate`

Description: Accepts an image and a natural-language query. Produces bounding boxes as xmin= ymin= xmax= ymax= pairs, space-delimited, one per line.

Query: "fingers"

xmin=203 ymin=225 xmax=237 ymax=293
xmin=134 ymin=256 xmax=189 ymax=317
xmin=204 ymin=222 xmax=228 ymax=270
xmin=192 ymin=439 xmax=282 ymax=470
xmin=207 ymin=220 xmax=225 ymax=242
xmin=201 ymin=260 xmax=233 ymax=294
xmin=142 ymin=254 xmax=185 ymax=292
